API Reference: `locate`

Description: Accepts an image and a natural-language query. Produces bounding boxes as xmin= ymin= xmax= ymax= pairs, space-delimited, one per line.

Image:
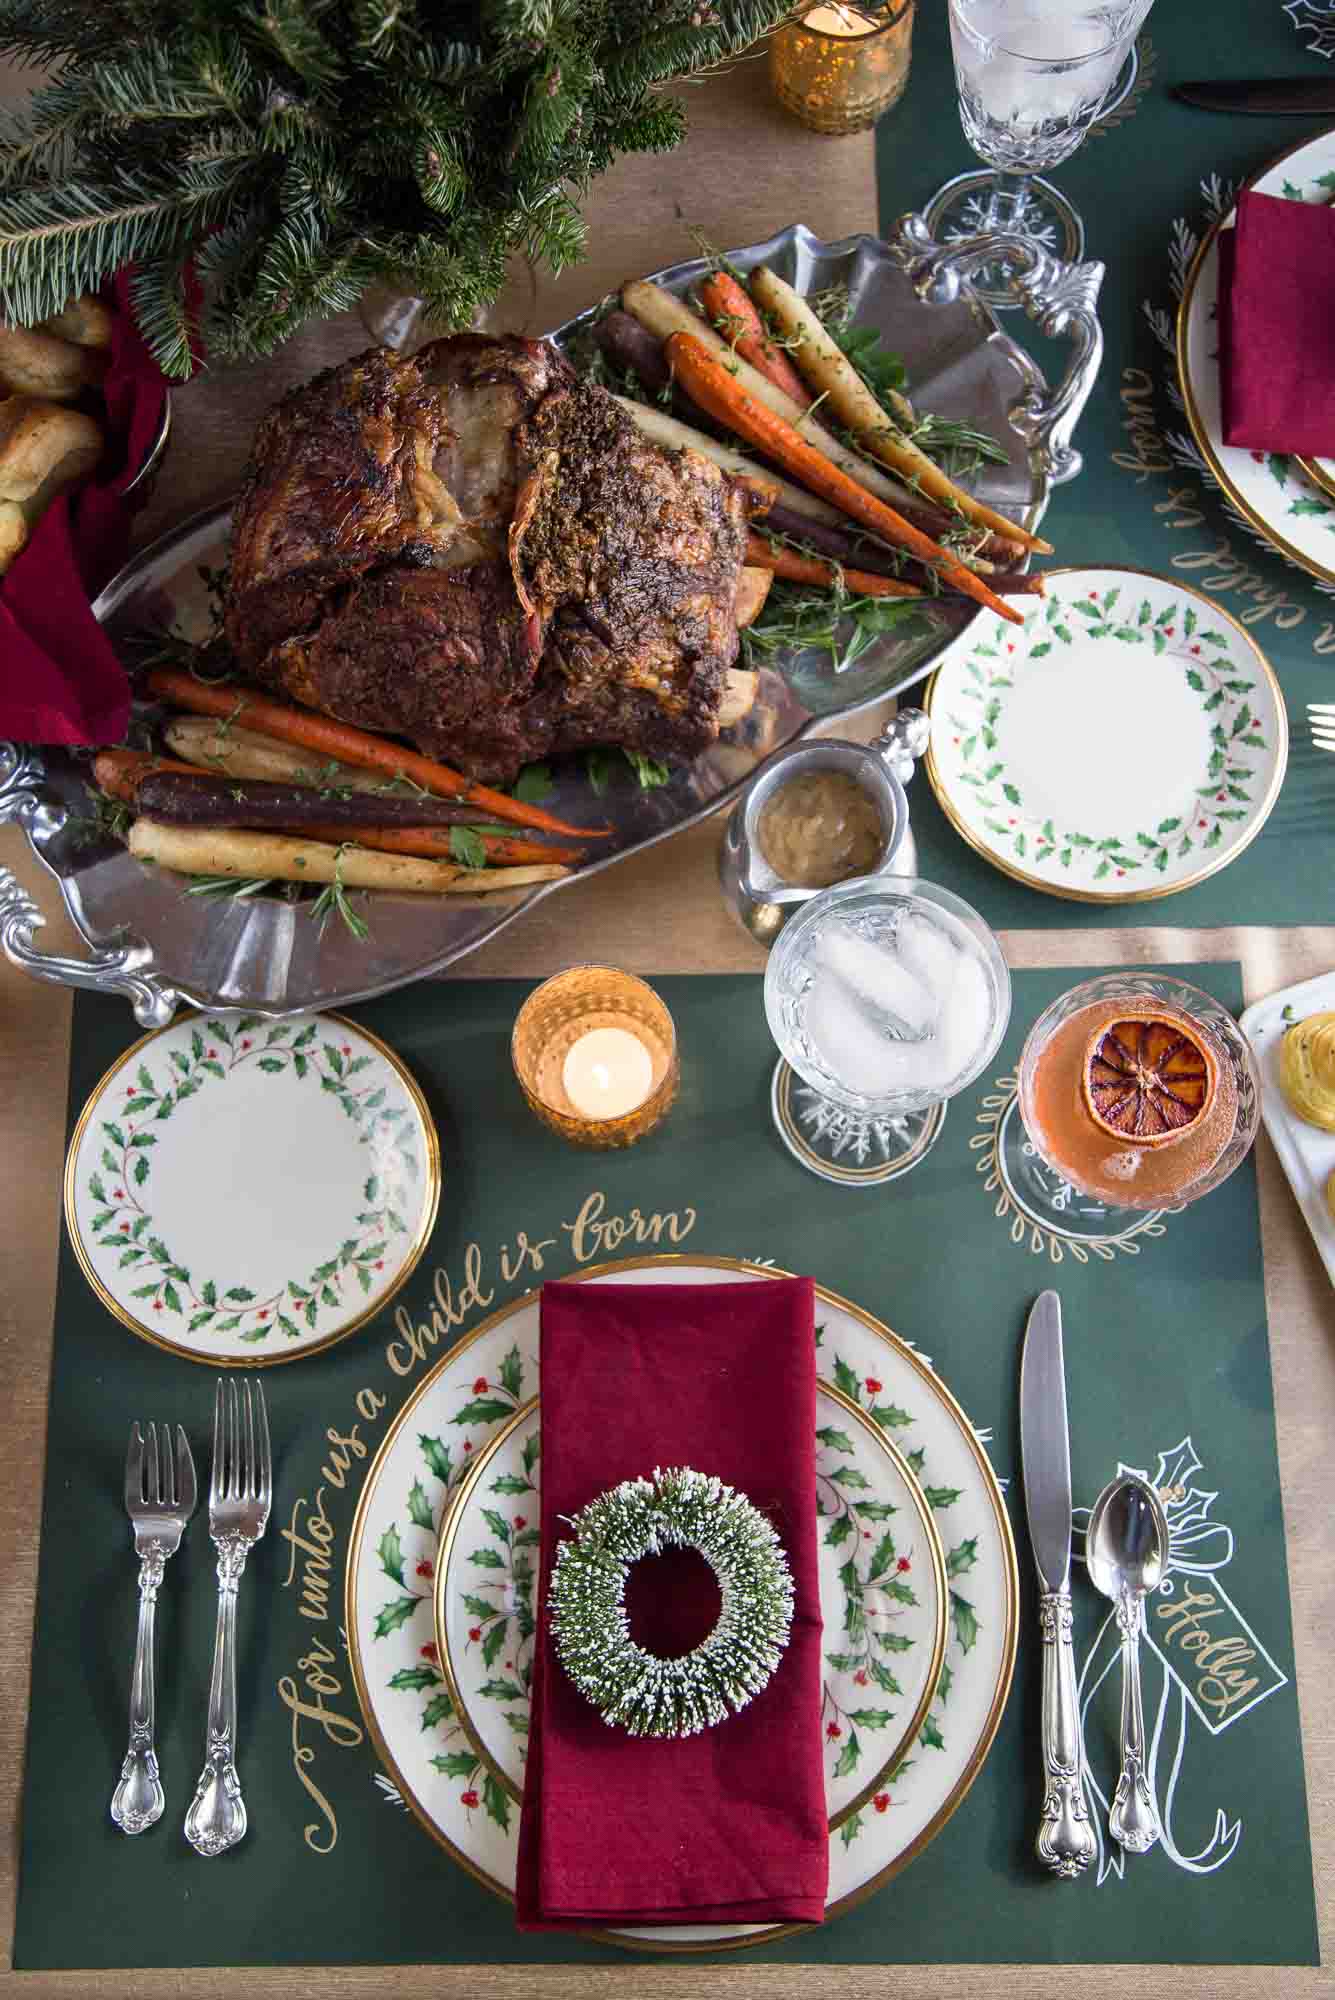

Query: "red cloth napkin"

xmin=517 ymin=1276 xmax=827 ymax=1929
xmin=1219 ymin=189 xmax=1335 ymax=457
xmin=0 ymin=268 xmax=177 ymax=747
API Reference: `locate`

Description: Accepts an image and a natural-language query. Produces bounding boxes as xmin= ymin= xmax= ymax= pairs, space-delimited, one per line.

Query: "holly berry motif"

xmin=940 ymin=586 xmax=1269 ymax=888
xmin=83 ymin=1015 xmax=421 ymax=1346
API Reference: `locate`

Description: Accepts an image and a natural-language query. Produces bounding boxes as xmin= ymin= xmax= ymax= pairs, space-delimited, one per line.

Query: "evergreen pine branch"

xmin=0 ymin=0 xmax=798 ymax=367
xmin=350 ymin=0 xmax=418 ymax=56
xmin=128 ymin=237 xmax=199 ymax=379
xmin=0 ymin=155 xmax=260 ymax=324
xmin=244 ymin=0 xmax=343 ymax=92
xmin=412 ymin=128 xmax=465 ymax=218
xmin=82 ymin=44 xmax=257 ymax=125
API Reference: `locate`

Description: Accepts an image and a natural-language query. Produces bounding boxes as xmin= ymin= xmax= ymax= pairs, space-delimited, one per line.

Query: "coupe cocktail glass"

xmin=764 ymin=876 xmax=1011 ymax=1184
xmin=925 ymin=0 xmax=1154 ymax=306
xmin=1002 ymin=972 xmax=1260 ymax=1245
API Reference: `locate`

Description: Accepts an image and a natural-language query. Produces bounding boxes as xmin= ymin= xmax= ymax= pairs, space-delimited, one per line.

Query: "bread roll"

xmin=37 ymin=294 xmax=114 ymax=351
xmin=0 ymin=499 xmax=28 ymax=573
xmin=0 ymin=396 xmax=102 ymax=572
xmin=0 ymin=324 xmax=107 ymax=400
xmin=1279 ymin=1010 xmax=1335 ymax=1132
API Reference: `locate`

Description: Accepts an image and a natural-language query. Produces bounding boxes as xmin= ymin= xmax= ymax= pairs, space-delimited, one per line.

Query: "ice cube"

xmin=803 ymin=967 xmax=922 ymax=1096
xmin=813 ymin=919 xmax=937 ymax=1038
xmin=926 ymin=946 xmax=994 ymax=1091
xmin=896 ymin=910 xmax=970 ymax=996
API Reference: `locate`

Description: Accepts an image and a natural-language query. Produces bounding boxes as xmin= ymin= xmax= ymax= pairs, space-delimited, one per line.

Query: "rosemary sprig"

xmin=310 ymin=844 xmax=371 ymax=941
xmin=744 ymin=581 xmax=923 ymax=673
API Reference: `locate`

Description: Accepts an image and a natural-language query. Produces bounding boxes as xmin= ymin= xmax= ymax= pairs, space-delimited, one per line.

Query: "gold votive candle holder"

xmin=769 ymin=1 xmax=915 ymax=135
xmin=511 ymin=967 xmax=678 ymax=1150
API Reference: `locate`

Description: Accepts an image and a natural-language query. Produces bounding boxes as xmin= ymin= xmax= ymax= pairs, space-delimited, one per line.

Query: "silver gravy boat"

xmin=718 ymin=708 xmax=930 ymax=947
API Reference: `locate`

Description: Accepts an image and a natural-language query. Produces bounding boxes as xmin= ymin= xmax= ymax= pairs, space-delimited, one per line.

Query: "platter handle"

xmin=889 ymin=214 xmax=1105 ymax=488
xmin=0 ymin=743 xmax=179 ymax=1029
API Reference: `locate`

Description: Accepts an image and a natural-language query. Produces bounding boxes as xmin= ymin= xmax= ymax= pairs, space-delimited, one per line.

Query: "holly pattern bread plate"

xmin=63 ymin=1010 xmax=439 ymax=1364
xmin=1177 ymin=127 xmax=1335 ymax=585
xmin=345 ymin=1255 xmax=1018 ymax=1952
xmin=924 ymin=566 xmax=1286 ymax=905
xmin=432 ymin=1383 xmax=947 ymax=1830
xmin=1241 ymin=970 xmax=1335 ymax=1289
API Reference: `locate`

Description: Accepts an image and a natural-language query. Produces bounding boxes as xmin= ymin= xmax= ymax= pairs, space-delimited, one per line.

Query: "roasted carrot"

xmin=745 ymin=535 xmax=925 ymax=599
xmin=92 ymin=748 xmax=209 ymax=804
xmin=143 ymin=669 xmax=600 ymax=841
xmin=698 ymin=271 xmax=810 ymax=404
xmin=668 ymin=335 xmax=1024 ymax=626
xmin=299 ymin=824 xmax=587 ymax=867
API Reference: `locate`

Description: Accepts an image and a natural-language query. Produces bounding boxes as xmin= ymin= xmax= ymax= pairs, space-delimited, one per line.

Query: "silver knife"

xmin=1020 ymin=1290 xmax=1096 ymax=1880
xmin=1172 ymin=78 xmax=1335 ymax=115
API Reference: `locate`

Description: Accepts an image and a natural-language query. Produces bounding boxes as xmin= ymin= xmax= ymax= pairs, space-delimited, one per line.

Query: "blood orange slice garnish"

xmin=1081 ymin=1013 xmax=1218 ymax=1146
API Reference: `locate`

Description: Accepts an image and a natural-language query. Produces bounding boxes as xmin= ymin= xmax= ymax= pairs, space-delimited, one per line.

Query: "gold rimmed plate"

xmin=1177 ymin=127 xmax=1335 ymax=586
xmin=345 ymin=1255 xmax=1018 ymax=1953
xmin=432 ymin=1382 xmax=947 ymax=1832
xmin=63 ymin=1008 xmax=439 ymax=1365
xmin=924 ymin=565 xmax=1287 ymax=905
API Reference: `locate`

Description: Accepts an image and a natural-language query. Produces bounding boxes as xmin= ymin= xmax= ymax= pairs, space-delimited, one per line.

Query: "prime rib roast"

xmin=223 ymin=334 xmax=753 ymax=784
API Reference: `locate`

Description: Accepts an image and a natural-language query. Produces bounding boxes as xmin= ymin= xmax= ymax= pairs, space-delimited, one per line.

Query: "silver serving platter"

xmin=0 ymin=216 xmax=1103 ymax=1023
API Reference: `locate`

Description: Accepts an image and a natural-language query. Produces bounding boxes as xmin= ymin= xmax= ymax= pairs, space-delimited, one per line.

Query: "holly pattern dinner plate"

xmin=431 ymin=1385 xmax=947 ymax=1831
xmin=1177 ymin=127 xmax=1335 ymax=585
xmin=345 ymin=1256 xmax=1018 ymax=1953
xmin=924 ymin=566 xmax=1287 ymax=905
xmin=63 ymin=1010 xmax=439 ymax=1364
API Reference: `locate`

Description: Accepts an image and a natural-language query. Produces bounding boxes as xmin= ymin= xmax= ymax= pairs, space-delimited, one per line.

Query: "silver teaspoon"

xmin=1085 ymin=1475 xmax=1169 ymax=1855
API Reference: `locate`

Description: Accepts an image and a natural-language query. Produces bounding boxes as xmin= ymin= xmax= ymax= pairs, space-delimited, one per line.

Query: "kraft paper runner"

xmin=878 ymin=0 xmax=1335 ymax=931
xmin=12 ymin=969 xmax=1317 ymax=1968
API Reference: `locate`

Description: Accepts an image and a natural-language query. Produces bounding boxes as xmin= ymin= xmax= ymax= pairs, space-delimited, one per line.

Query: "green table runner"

xmin=879 ymin=0 xmax=1335 ymax=929
xmin=13 ymin=972 xmax=1317 ymax=1968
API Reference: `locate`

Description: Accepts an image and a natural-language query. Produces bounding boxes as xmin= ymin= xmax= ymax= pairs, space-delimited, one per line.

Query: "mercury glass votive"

xmin=769 ymin=0 xmax=915 ymax=136
xmin=511 ymin=967 xmax=678 ymax=1149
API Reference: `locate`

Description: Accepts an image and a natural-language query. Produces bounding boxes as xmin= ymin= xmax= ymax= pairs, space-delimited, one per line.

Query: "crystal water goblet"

xmin=764 ymin=876 xmax=1011 ymax=1186
xmin=924 ymin=0 xmax=1154 ymax=307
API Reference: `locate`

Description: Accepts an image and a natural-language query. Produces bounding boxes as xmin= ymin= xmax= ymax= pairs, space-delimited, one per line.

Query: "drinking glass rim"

xmin=763 ymin=874 xmax=1013 ymax=1115
xmin=947 ymin=0 xmax=1140 ymax=66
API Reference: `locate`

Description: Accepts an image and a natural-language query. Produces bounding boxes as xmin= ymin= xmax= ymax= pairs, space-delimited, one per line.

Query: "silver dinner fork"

xmin=110 ymin=1422 xmax=197 ymax=1834
xmin=1307 ymin=702 xmax=1335 ymax=752
xmin=184 ymin=1378 xmax=272 ymax=1857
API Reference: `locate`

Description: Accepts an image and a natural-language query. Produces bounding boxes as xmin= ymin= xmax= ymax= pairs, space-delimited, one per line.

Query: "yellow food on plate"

xmin=1278 ymin=1010 xmax=1335 ymax=1132
xmin=1326 ymin=1167 xmax=1335 ymax=1222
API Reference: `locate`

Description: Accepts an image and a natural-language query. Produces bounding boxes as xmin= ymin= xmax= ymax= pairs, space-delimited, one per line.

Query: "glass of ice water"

xmin=764 ymin=876 xmax=1011 ymax=1186
xmin=924 ymin=0 xmax=1153 ymax=307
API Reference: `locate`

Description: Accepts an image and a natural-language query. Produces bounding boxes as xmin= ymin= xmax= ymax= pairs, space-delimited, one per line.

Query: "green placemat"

xmin=878 ymin=0 xmax=1335 ymax=928
xmin=14 ymin=971 xmax=1316 ymax=1968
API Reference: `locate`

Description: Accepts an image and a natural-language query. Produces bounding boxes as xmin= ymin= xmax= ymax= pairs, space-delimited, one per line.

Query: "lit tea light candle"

xmin=769 ymin=0 xmax=916 ymax=135
xmin=561 ymin=1026 xmax=654 ymax=1120
xmin=802 ymin=3 xmax=872 ymax=32
xmin=511 ymin=966 xmax=679 ymax=1149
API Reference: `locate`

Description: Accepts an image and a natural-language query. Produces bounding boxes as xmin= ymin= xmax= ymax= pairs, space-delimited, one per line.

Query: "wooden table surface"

xmin=1 ymin=53 xmax=1332 ymax=2000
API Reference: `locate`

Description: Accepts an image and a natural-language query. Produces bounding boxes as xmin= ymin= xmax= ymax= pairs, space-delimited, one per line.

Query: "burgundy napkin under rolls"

xmin=517 ymin=1276 xmax=828 ymax=1929
xmin=0 ymin=268 xmax=178 ymax=747
xmin=1219 ymin=189 xmax=1335 ymax=457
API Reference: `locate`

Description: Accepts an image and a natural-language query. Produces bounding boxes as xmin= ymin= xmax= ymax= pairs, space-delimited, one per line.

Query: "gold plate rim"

xmin=344 ymin=1251 xmax=1019 ymax=1956
xmin=1297 ymin=454 xmax=1335 ymax=504
xmin=61 ymin=1008 xmax=442 ymax=1369
xmin=1175 ymin=124 xmax=1335 ymax=588
xmin=922 ymin=561 xmax=1289 ymax=906
xmin=432 ymin=1379 xmax=948 ymax=1832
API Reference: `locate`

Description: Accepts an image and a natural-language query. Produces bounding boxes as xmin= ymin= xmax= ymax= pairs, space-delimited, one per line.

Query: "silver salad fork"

xmin=111 ymin=1422 xmax=197 ymax=1834
xmin=184 ymin=1378 xmax=272 ymax=1857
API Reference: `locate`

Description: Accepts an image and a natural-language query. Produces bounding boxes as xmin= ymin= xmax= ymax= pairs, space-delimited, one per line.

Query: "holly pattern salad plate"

xmin=432 ymin=1383 xmax=947 ymax=1833
xmin=346 ymin=1256 xmax=1018 ymax=1952
xmin=924 ymin=566 xmax=1286 ymax=905
xmin=1177 ymin=127 xmax=1335 ymax=585
xmin=64 ymin=1009 xmax=439 ymax=1364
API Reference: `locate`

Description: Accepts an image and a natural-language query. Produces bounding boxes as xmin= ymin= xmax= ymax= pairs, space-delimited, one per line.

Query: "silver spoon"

xmin=1085 ymin=1474 xmax=1170 ymax=1855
